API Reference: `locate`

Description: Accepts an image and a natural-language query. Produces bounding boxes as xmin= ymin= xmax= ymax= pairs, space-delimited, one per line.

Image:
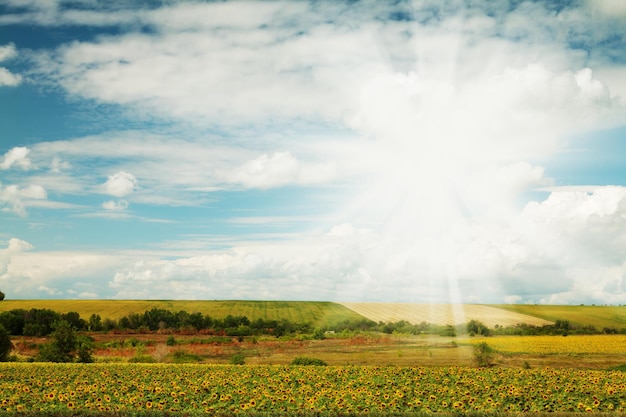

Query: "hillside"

xmin=338 ymin=303 xmax=553 ymax=328
xmin=6 ymin=300 xmax=626 ymax=330
xmin=494 ymin=304 xmax=626 ymax=330
xmin=0 ymin=300 xmax=364 ymax=329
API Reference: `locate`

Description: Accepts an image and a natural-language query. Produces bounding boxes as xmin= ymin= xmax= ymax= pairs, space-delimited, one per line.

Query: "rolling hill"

xmin=4 ymin=299 xmax=626 ymax=329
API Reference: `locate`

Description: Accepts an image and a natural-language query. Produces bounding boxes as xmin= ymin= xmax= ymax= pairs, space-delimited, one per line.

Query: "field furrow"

xmin=338 ymin=303 xmax=553 ymax=327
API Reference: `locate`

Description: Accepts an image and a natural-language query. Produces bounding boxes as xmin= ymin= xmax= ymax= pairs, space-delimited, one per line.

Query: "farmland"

xmin=339 ymin=302 xmax=553 ymax=327
xmin=4 ymin=300 xmax=626 ymax=416
xmin=495 ymin=304 xmax=626 ymax=329
xmin=1 ymin=362 xmax=625 ymax=414
xmin=0 ymin=300 xmax=365 ymax=327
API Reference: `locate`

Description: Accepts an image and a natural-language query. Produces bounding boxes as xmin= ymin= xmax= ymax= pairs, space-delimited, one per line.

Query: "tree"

xmin=88 ymin=314 xmax=103 ymax=331
xmin=0 ymin=324 xmax=13 ymax=361
xmin=0 ymin=290 xmax=5 ymax=301
xmin=37 ymin=320 xmax=77 ymax=362
xmin=473 ymin=342 xmax=495 ymax=368
xmin=467 ymin=320 xmax=491 ymax=337
xmin=76 ymin=335 xmax=94 ymax=363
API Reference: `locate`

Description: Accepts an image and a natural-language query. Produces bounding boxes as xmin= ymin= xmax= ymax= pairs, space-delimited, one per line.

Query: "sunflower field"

xmin=1 ymin=363 xmax=626 ymax=414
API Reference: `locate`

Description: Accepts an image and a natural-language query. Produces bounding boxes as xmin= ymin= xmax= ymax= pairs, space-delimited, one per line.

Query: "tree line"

xmin=1 ymin=307 xmax=621 ymax=340
xmin=0 ymin=308 xmax=316 ymax=337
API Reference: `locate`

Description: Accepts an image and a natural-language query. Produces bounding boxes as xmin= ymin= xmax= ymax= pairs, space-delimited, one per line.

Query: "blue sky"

xmin=1 ymin=0 xmax=626 ymax=304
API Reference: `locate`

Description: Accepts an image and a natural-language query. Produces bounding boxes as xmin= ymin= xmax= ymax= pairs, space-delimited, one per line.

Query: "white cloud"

xmin=50 ymin=156 xmax=70 ymax=173
xmin=101 ymin=171 xmax=137 ymax=197
xmin=0 ymin=67 xmax=21 ymax=87
xmin=102 ymin=199 xmax=128 ymax=210
xmin=0 ymin=147 xmax=31 ymax=170
xmin=0 ymin=44 xmax=20 ymax=87
xmin=0 ymin=43 xmax=17 ymax=62
xmin=2 ymin=1 xmax=626 ymax=303
xmin=0 ymin=183 xmax=47 ymax=216
xmin=226 ymin=151 xmax=334 ymax=189
xmin=0 ymin=238 xmax=33 ymax=283
xmin=0 ymin=238 xmax=136 ymax=298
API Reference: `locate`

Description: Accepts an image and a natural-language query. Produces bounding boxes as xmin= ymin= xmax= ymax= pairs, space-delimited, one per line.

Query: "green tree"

xmin=88 ymin=314 xmax=103 ymax=331
xmin=467 ymin=319 xmax=491 ymax=336
xmin=0 ymin=324 xmax=13 ymax=361
xmin=0 ymin=290 xmax=5 ymax=301
xmin=76 ymin=335 xmax=94 ymax=363
xmin=473 ymin=342 xmax=495 ymax=368
xmin=37 ymin=320 xmax=77 ymax=362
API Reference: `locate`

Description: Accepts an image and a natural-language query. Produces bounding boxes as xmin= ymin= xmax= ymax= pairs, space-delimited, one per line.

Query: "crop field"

xmin=9 ymin=300 xmax=626 ymax=330
xmin=1 ymin=362 xmax=626 ymax=414
xmin=339 ymin=302 xmax=553 ymax=327
xmin=0 ymin=300 xmax=364 ymax=326
xmin=495 ymin=304 xmax=626 ymax=329
xmin=467 ymin=334 xmax=626 ymax=355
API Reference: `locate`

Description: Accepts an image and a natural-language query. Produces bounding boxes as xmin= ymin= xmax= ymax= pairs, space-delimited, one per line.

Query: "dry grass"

xmin=339 ymin=302 xmax=553 ymax=327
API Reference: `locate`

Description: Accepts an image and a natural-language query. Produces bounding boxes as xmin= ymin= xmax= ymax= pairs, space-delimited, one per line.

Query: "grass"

xmin=494 ymin=304 xmax=626 ymax=329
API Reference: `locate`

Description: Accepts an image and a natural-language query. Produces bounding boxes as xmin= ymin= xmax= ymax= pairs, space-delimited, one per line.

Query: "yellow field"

xmin=467 ymin=334 xmax=626 ymax=355
xmin=339 ymin=303 xmax=553 ymax=327
xmin=2 ymin=363 xmax=626 ymax=413
xmin=0 ymin=300 xmax=363 ymax=327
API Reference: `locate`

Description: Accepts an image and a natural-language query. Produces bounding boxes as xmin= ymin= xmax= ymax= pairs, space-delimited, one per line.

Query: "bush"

xmin=37 ymin=320 xmax=76 ymax=362
xmin=128 ymin=354 xmax=156 ymax=363
xmin=76 ymin=335 xmax=94 ymax=363
xmin=229 ymin=353 xmax=246 ymax=365
xmin=0 ymin=324 xmax=13 ymax=361
xmin=473 ymin=342 xmax=495 ymax=368
xmin=291 ymin=356 xmax=327 ymax=366
xmin=169 ymin=350 xmax=202 ymax=363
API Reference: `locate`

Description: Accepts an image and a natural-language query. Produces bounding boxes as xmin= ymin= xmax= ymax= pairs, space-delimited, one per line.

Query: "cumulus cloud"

xmin=101 ymin=171 xmax=137 ymax=197
xmin=0 ymin=147 xmax=31 ymax=170
xmin=0 ymin=239 xmax=134 ymax=298
xmin=2 ymin=1 xmax=626 ymax=302
xmin=0 ymin=238 xmax=33 ymax=283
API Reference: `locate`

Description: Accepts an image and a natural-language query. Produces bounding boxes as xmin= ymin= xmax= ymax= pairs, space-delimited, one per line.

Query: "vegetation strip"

xmin=1 ymin=363 xmax=625 ymax=413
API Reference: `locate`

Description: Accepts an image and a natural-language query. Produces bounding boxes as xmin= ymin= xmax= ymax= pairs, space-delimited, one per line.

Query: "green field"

xmin=0 ymin=300 xmax=365 ymax=328
xmin=494 ymin=304 xmax=626 ymax=329
xmin=4 ymin=300 xmax=626 ymax=330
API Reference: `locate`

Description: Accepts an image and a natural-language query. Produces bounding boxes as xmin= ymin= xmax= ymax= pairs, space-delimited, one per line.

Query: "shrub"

xmin=0 ymin=324 xmax=12 ymax=361
xmin=169 ymin=350 xmax=202 ymax=363
xmin=473 ymin=342 xmax=495 ymax=368
xmin=128 ymin=355 xmax=156 ymax=363
xmin=37 ymin=320 xmax=76 ymax=362
xmin=291 ymin=356 xmax=327 ymax=366
xmin=230 ymin=353 xmax=246 ymax=365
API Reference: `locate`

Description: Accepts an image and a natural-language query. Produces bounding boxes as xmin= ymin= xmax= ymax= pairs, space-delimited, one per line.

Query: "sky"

xmin=1 ymin=0 xmax=626 ymax=304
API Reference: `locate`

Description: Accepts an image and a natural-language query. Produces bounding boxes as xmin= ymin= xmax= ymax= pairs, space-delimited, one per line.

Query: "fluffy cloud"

xmin=0 ymin=238 xmax=135 ymax=298
xmin=2 ymin=1 xmax=626 ymax=302
xmin=101 ymin=171 xmax=137 ymax=197
xmin=0 ymin=44 xmax=20 ymax=87
xmin=226 ymin=151 xmax=334 ymax=189
xmin=0 ymin=238 xmax=33 ymax=287
xmin=0 ymin=183 xmax=47 ymax=216
xmin=0 ymin=147 xmax=31 ymax=170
